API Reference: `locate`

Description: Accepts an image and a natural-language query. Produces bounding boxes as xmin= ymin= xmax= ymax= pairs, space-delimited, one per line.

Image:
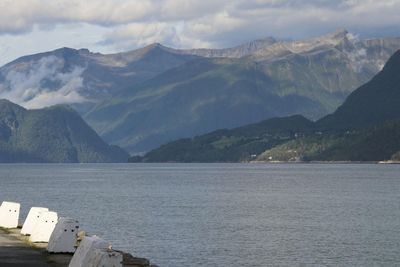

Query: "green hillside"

xmin=0 ymin=99 xmax=129 ymax=163
xmin=129 ymin=115 xmax=314 ymax=162
xmin=131 ymin=50 xmax=400 ymax=162
xmin=258 ymin=120 xmax=400 ymax=162
xmin=87 ymin=49 xmax=371 ymax=154
xmin=87 ymin=58 xmax=327 ymax=153
xmin=86 ymin=31 xmax=400 ymax=154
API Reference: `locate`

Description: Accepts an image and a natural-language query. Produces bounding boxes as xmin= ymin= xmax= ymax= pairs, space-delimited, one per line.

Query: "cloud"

xmin=98 ymin=0 xmax=400 ymax=49
xmin=0 ymin=0 xmax=229 ymax=35
xmin=0 ymin=55 xmax=87 ymax=108
xmin=1 ymin=0 xmax=400 ymax=54
xmin=100 ymin=22 xmax=180 ymax=50
xmin=0 ymin=0 xmax=156 ymax=34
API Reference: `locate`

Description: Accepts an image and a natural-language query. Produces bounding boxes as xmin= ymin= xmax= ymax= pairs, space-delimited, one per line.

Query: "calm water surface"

xmin=1 ymin=163 xmax=400 ymax=266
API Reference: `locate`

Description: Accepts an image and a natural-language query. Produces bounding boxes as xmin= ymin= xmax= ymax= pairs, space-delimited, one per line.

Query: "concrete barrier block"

xmin=0 ymin=201 xmax=20 ymax=228
xmin=47 ymin=217 xmax=79 ymax=253
xmin=68 ymin=236 xmax=110 ymax=267
xmin=88 ymin=248 xmax=123 ymax=267
xmin=29 ymin=211 xmax=58 ymax=242
xmin=21 ymin=207 xmax=49 ymax=235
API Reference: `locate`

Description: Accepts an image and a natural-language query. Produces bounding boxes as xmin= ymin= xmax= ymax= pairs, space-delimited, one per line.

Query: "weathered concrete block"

xmin=21 ymin=207 xmax=49 ymax=235
xmin=88 ymin=248 xmax=123 ymax=267
xmin=47 ymin=217 xmax=79 ymax=253
xmin=0 ymin=201 xmax=20 ymax=229
xmin=29 ymin=211 xmax=58 ymax=242
xmin=68 ymin=236 xmax=110 ymax=267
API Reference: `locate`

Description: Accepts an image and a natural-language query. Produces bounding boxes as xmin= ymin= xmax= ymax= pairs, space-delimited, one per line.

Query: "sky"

xmin=1 ymin=0 xmax=400 ymax=66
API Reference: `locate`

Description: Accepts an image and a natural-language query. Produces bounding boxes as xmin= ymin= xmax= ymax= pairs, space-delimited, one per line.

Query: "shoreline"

xmin=249 ymin=160 xmax=400 ymax=164
xmin=0 ymin=227 xmax=71 ymax=267
xmin=0 ymin=220 xmax=157 ymax=267
xmin=0 ymin=227 xmax=157 ymax=267
xmin=0 ymin=161 xmax=399 ymax=165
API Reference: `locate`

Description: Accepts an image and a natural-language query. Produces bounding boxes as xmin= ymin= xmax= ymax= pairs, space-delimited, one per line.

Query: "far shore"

xmin=0 ymin=161 xmax=399 ymax=164
xmin=249 ymin=160 xmax=400 ymax=164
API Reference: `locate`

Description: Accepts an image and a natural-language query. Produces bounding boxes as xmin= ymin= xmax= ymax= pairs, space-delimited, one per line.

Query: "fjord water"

xmin=1 ymin=164 xmax=400 ymax=266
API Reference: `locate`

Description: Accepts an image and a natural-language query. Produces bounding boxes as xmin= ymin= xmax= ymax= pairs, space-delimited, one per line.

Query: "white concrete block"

xmin=29 ymin=211 xmax=58 ymax=242
xmin=21 ymin=207 xmax=49 ymax=235
xmin=47 ymin=217 xmax=79 ymax=253
xmin=0 ymin=201 xmax=20 ymax=229
xmin=68 ymin=236 xmax=110 ymax=267
xmin=88 ymin=249 xmax=123 ymax=267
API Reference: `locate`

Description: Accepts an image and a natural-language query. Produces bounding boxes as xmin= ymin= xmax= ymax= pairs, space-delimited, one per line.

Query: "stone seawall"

xmin=0 ymin=228 xmax=157 ymax=267
xmin=0 ymin=199 xmax=158 ymax=267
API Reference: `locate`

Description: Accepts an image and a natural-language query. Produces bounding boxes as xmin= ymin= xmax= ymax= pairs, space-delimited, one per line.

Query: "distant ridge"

xmin=182 ymin=37 xmax=277 ymax=58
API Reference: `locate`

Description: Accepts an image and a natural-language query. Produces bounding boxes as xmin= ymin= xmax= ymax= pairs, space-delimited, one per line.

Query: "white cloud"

xmin=0 ymin=0 xmax=230 ymax=35
xmin=0 ymin=0 xmax=156 ymax=34
xmin=102 ymin=0 xmax=400 ymax=49
xmin=0 ymin=55 xmax=87 ymax=108
xmin=101 ymin=22 xmax=180 ymax=50
xmin=0 ymin=0 xmax=400 ymax=64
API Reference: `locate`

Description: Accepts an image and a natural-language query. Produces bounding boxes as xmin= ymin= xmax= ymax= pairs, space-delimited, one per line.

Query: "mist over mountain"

xmin=0 ymin=45 xmax=199 ymax=110
xmin=1 ymin=29 xmax=400 ymax=153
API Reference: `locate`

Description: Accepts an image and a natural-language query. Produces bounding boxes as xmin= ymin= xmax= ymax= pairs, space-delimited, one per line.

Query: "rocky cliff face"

xmin=182 ymin=37 xmax=277 ymax=58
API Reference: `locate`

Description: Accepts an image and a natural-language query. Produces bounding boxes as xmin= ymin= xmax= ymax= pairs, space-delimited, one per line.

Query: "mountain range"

xmin=1 ymin=29 xmax=400 ymax=154
xmin=0 ymin=99 xmax=129 ymax=163
xmin=132 ymin=50 xmax=400 ymax=163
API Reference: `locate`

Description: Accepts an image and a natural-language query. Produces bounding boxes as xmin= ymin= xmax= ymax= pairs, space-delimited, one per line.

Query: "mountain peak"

xmin=310 ymin=28 xmax=349 ymax=45
xmin=274 ymin=28 xmax=350 ymax=55
xmin=149 ymin=42 xmax=163 ymax=47
xmin=144 ymin=42 xmax=170 ymax=51
xmin=44 ymin=103 xmax=76 ymax=112
xmin=327 ymin=28 xmax=349 ymax=39
xmin=0 ymin=99 xmax=26 ymax=110
xmin=126 ymin=42 xmax=178 ymax=58
xmin=0 ymin=98 xmax=14 ymax=105
xmin=53 ymin=46 xmax=78 ymax=53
